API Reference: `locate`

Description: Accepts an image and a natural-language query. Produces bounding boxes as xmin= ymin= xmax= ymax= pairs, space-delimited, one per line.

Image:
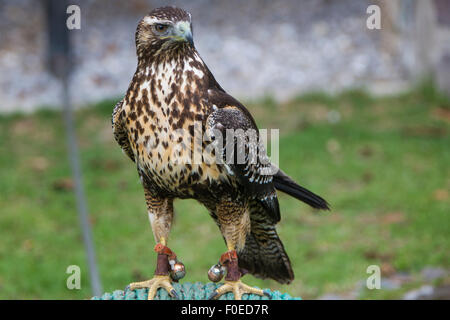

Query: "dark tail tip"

xmin=273 ymin=170 xmax=330 ymax=210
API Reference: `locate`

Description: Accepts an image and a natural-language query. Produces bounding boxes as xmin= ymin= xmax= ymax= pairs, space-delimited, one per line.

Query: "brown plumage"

xmin=113 ymin=6 xmax=329 ymax=299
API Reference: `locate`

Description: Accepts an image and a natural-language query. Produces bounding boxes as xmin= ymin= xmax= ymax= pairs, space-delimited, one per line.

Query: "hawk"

xmin=112 ymin=6 xmax=329 ymax=300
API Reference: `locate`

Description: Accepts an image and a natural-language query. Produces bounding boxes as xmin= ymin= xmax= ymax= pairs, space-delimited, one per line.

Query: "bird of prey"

xmin=112 ymin=6 xmax=329 ymax=300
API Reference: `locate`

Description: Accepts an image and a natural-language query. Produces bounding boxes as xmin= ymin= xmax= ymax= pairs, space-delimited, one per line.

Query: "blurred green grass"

xmin=0 ymin=83 xmax=449 ymax=299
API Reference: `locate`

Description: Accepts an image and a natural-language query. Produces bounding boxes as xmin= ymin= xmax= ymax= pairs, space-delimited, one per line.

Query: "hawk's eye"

xmin=154 ymin=24 xmax=169 ymax=33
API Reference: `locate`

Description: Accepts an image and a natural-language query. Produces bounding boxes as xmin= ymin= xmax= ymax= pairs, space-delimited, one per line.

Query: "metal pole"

xmin=61 ymin=74 xmax=103 ymax=297
xmin=45 ymin=0 xmax=102 ymax=297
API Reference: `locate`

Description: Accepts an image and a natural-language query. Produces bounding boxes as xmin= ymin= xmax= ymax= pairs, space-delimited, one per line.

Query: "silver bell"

xmin=169 ymin=260 xmax=186 ymax=281
xmin=208 ymin=263 xmax=225 ymax=282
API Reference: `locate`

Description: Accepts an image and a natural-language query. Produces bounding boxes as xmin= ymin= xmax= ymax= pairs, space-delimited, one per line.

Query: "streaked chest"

xmin=124 ymin=55 xmax=228 ymax=193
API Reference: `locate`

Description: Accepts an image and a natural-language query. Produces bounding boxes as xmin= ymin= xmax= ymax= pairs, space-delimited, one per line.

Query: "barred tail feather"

xmin=238 ymin=202 xmax=294 ymax=284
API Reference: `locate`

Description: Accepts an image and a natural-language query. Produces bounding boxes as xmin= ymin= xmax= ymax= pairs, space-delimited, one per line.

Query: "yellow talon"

xmin=127 ymin=275 xmax=178 ymax=300
xmin=209 ymin=280 xmax=267 ymax=300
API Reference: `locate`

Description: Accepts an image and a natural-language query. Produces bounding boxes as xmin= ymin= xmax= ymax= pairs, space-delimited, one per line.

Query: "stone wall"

xmin=0 ymin=0 xmax=449 ymax=113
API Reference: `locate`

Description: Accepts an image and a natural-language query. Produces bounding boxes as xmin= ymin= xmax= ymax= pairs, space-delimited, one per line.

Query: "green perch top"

xmin=92 ymin=282 xmax=301 ymax=300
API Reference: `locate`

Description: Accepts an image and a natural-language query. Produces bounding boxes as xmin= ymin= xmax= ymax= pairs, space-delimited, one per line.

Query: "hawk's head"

xmin=136 ymin=6 xmax=194 ymax=59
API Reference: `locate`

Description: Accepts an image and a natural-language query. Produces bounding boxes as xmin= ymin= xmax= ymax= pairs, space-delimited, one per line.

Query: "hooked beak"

xmin=185 ymin=32 xmax=194 ymax=46
xmin=174 ymin=21 xmax=194 ymax=46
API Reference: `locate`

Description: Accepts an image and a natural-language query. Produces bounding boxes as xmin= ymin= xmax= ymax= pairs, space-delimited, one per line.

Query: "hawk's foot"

xmin=208 ymin=280 xmax=270 ymax=300
xmin=126 ymin=275 xmax=179 ymax=300
xmin=125 ymin=243 xmax=182 ymax=300
xmin=208 ymin=249 xmax=271 ymax=300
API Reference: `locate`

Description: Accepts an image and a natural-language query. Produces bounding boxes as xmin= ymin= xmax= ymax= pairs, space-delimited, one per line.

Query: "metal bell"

xmin=169 ymin=261 xmax=186 ymax=281
xmin=208 ymin=263 xmax=225 ymax=282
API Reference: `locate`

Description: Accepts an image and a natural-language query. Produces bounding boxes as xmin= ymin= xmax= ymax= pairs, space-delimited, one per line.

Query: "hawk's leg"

xmin=208 ymin=200 xmax=271 ymax=300
xmin=126 ymin=190 xmax=179 ymax=300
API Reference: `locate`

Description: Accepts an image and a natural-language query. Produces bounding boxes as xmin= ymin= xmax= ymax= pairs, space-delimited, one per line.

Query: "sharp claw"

xmin=170 ymin=289 xmax=180 ymax=300
xmin=208 ymin=291 xmax=219 ymax=300
xmin=263 ymin=290 xmax=272 ymax=299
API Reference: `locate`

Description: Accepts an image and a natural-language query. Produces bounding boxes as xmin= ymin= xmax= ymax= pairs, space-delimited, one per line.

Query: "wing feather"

xmin=206 ymin=91 xmax=280 ymax=222
xmin=112 ymin=99 xmax=135 ymax=162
